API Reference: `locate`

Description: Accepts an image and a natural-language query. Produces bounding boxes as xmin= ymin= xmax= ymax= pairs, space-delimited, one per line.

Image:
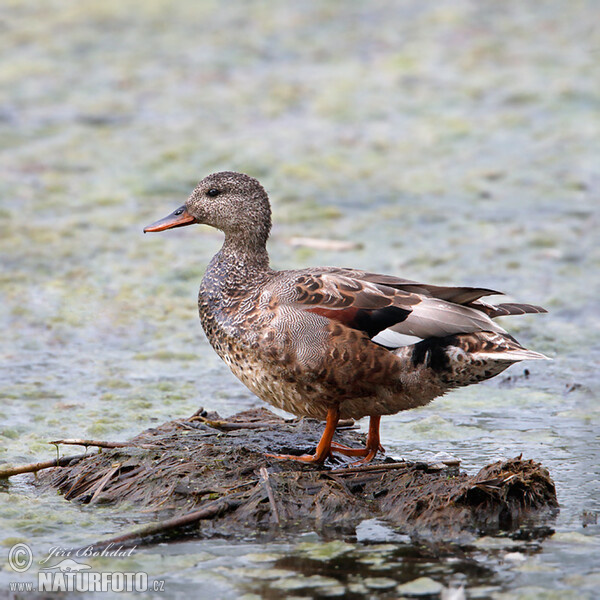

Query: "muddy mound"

xmin=27 ymin=408 xmax=558 ymax=546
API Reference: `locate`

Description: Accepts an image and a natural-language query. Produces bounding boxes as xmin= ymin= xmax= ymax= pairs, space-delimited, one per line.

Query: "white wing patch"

xmin=371 ymin=330 xmax=423 ymax=348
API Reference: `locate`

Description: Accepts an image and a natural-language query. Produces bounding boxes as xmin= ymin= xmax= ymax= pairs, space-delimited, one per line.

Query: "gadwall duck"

xmin=144 ymin=171 xmax=548 ymax=464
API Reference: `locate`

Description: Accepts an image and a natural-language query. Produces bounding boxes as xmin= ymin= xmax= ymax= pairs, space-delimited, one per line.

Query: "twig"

xmin=328 ymin=461 xmax=411 ymax=475
xmin=259 ymin=467 xmax=281 ymax=526
xmin=287 ymin=237 xmax=363 ymax=251
xmin=49 ymin=439 xmax=136 ymax=449
xmin=0 ymin=454 xmax=88 ymax=479
xmin=90 ymin=464 xmax=122 ymax=504
xmin=87 ymin=496 xmax=243 ymax=550
xmin=189 ymin=417 xmax=358 ymax=434
xmin=191 ymin=418 xmax=275 ymax=431
xmin=188 ymin=407 xmax=206 ymax=419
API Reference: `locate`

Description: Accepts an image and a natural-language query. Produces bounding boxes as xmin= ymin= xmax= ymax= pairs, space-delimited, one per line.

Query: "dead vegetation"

xmin=4 ymin=408 xmax=558 ymax=547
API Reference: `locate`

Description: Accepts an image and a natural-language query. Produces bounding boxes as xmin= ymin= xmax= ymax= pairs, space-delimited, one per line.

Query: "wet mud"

xmin=34 ymin=408 xmax=558 ymax=545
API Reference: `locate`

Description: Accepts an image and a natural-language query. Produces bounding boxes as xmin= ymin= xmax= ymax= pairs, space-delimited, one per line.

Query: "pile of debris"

xmin=3 ymin=408 xmax=558 ymax=546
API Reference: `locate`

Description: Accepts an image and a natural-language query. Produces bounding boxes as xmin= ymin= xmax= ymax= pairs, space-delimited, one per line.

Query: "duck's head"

xmin=144 ymin=171 xmax=272 ymax=246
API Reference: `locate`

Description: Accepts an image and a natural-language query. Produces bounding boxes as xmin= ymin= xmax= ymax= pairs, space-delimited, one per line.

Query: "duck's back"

xmin=197 ymin=263 xmax=546 ymax=421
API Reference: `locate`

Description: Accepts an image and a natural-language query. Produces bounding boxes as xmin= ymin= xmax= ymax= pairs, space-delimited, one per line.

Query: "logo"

xmin=8 ymin=544 xmax=33 ymax=573
xmin=7 ymin=543 xmax=165 ymax=593
xmin=40 ymin=558 xmax=92 ymax=572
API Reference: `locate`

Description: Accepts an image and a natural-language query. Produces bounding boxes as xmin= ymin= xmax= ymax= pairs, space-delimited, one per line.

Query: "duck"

xmin=144 ymin=171 xmax=548 ymax=464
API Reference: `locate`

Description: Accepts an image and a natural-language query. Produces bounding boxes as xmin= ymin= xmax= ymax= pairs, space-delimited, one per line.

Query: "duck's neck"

xmin=203 ymin=231 xmax=271 ymax=297
xmin=222 ymin=232 xmax=270 ymax=272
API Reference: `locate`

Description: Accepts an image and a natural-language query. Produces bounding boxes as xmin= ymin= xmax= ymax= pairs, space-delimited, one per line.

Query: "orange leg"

xmin=265 ymin=405 xmax=340 ymax=464
xmin=330 ymin=415 xmax=384 ymax=464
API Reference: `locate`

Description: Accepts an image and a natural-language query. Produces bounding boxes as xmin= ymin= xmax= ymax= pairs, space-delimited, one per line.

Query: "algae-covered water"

xmin=1 ymin=1 xmax=599 ymax=598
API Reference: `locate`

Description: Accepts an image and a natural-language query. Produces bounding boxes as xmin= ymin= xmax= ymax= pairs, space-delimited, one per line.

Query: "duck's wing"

xmin=351 ymin=271 xmax=548 ymax=316
xmin=306 ymin=267 xmax=547 ymax=316
xmin=311 ymin=267 xmax=507 ymax=305
xmin=265 ymin=269 xmax=523 ymax=348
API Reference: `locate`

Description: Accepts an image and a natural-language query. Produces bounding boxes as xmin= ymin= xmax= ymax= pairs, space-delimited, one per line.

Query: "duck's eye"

xmin=207 ymin=188 xmax=221 ymax=197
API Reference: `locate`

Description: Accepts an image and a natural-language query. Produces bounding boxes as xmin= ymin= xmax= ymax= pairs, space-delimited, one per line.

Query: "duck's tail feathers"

xmin=470 ymin=301 xmax=548 ymax=318
xmin=398 ymin=331 xmax=550 ymax=392
xmin=475 ymin=347 xmax=551 ymax=362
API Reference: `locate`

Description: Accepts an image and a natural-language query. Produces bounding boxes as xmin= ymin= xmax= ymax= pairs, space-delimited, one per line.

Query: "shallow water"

xmin=1 ymin=1 xmax=599 ymax=598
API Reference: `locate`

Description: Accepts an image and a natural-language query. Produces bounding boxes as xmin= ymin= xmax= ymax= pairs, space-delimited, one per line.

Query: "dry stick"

xmin=87 ymin=497 xmax=243 ymax=551
xmin=327 ymin=461 xmax=412 ymax=476
xmin=89 ymin=464 xmax=122 ymax=504
xmin=64 ymin=467 xmax=99 ymax=500
xmin=190 ymin=417 xmax=357 ymax=432
xmin=192 ymin=419 xmax=278 ymax=431
xmin=0 ymin=454 xmax=88 ymax=479
xmin=259 ymin=467 xmax=281 ymax=526
xmin=49 ymin=439 xmax=145 ymax=449
xmin=287 ymin=237 xmax=363 ymax=252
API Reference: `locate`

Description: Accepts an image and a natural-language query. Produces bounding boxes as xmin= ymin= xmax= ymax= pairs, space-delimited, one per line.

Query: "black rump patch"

xmin=411 ymin=335 xmax=458 ymax=371
xmin=354 ymin=305 xmax=411 ymax=338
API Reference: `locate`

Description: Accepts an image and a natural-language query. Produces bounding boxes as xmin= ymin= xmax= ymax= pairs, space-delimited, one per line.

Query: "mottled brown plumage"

xmin=144 ymin=171 xmax=548 ymax=464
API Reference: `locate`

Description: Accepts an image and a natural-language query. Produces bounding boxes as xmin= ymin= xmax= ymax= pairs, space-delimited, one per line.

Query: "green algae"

xmin=295 ymin=540 xmax=355 ymax=561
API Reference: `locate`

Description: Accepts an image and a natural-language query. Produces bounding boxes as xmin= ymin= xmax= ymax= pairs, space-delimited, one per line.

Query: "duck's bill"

xmin=143 ymin=206 xmax=197 ymax=232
